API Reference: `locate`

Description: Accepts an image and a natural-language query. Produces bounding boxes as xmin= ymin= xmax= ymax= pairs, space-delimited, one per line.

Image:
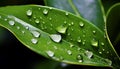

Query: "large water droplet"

xmin=50 ymin=34 xmax=62 ymax=43
xmin=9 ymin=20 xmax=15 ymax=26
xmin=46 ymin=50 xmax=54 ymax=57
xmin=31 ymin=38 xmax=38 ymax=44
xmin=79 ymin=22 xmax=84 ymax=28
xmin=67 ymin=50 xmax=72 ymax=55
xmin=43 ymin=9 xmax=49 ymax=15
xmin=91 ymin=39 xmax=98 ymax=47
xmin=85 ymin=51 xmax=93 ymax=59
xmin=31 ymin=30 xmax=41 ymax=38
xmin=26 ymin=9 xmax=32 ymax=16
xmin=76 ymin=54 xmax=83 ymax=62
xmin=35 ymin=19 xmax=40 ymax=24
xmin=56 ymin=26 xmax=67 ymax=34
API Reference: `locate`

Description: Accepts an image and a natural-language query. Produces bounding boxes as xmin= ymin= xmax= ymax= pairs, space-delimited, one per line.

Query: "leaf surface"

xmin=44 ymin=0 xmax=105 ymax=31
xmin=0 ymin=5 xmax=119 ymax=68
xmin=106 ymin=3 xmax=120 ymax=57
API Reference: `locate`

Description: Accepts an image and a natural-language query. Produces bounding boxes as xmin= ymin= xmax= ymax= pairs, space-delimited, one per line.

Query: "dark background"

xmin=0 ymin=0 xmax=119 ymax=69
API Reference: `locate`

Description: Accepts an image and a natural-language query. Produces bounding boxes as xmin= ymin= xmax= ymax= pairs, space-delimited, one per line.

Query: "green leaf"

xmin=0 ymin=5 xmax=119 ymax=68
xmin=106 ymin=3 xmax=120 ymax=56
xmin=44 ymin=0 xmax=105 ymax=31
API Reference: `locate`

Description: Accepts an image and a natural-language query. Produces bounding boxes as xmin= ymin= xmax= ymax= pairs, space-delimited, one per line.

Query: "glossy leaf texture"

xmin=0 ymin=5 xmax=119 ymax=68
xmin=106 ymin=3 xmax=120 ymax=56
xmin=44 ymin=0 xmax=105 ymax=31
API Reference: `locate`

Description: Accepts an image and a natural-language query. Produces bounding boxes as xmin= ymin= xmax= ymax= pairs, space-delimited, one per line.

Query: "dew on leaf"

xmin=64 ymin=21 xmax=67 ymax=24
xmin=91 ymin=39 xmax=98 ymax=47
xmin=26 ymin=9 xmax=32 ymax=16
xmin=77 ymin=37 xmax=82 ymax=43
xmin=56 ymin=25 xmax=67 ymax=34
xmin=92 ymin=30 xmax=96 ymax=34
xmin=70 ymin=43 xmax=74 ymax=48
xmin=101 ymin=42 xmax=104 ymax=46
xmin=65 ymin=12 xmax=69 ymax=16
xmin=49 ymin=18 xmax=52 ymax=20
xmin=17 ymin=26 xmax=20 ymax=30
xmin=43 ymin=9 xmax=49 ymax=15
xmin=22 ymin=30 xmax=25 ymax=34
xmin=46 ymin=50 xmax=54 ymax=57
xmin=30 ymin=30 xmax=41 ymax=38
xmin=99 ymin=51 xmax=102 ymax=54
xmin=25 ymin=26 xmax=29 ymax=30
xmin=4 ymin=19 xmax=7 ymax=21
xmin=0 ymin=16 xmax=1 ymax=18
xmin=67 ymin=50 xmax=72 ymax=55
xmin=31 ymin=38 xmax=38 ymax=44
xmin=9 ymin=20 xmax=15 ymax=26
xmin=85 ymin=51 xmax=93 ymax=59
xmin=35 ymin=19 xmax=40 ymax=24
xmin=71 ymin=22 xmax=74 ymax=25
xmin=79 ymin=22 xmax=84 ymax=28
xmin=76 ymin=54 xmax=83 ymax=62
xmin=77 ymin=48 xmax=81 ymax=51
xmin=50 ymin=34 xmax=62 ymax=43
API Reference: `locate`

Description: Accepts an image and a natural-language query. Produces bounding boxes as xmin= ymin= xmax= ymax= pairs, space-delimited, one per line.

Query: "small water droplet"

xmin=0 ymin=16 xmax=1 ymax=18
xmin=33 ymin=16 xmax=36 ymax=19
xmin=83 ymin=34 xmax=85 ymax=37
xmin=40 ymin=17 xmax=42 ymax=19
xmin=56 ymin=26 xmax=67 ymax=34
xmin=25 ymin=26 xmax=29 ymax=30
xmin=85 ymin=51 xmax=93 ymax=59
xmin=31 ymin=38 xmax=38 ymax=44
xmin=65 ymin=12 xmax=69 ymax=16
xmin=22 ymin=30 xmax=25 ymax=34
xmin=35 ymin=19 xmax=40 ymax=24
xmin=82 ymin=41 xmax=85 ymax=45
xmin=79 ymin=22 xmax=84 ymax=28
xmin=38 ymin=8 xmax=41 ymax=10
xmin=99 ymin=51 xmax=102 ymax=54
xmin=70 ymin=43 xmax=74 ymax=48
xmin=64 ymin=21 xmax=67 ymax=24
xmin=53 ymin=46 xmax=58 ymax=50
xmin=17 ymin=26 xmax=20 ymax=30
xmin=91 ymin=39 xmax=98 ymax=47
xmin=67 ymin=50 xmax=72 ymax=55
xmin=68 ymin=24 xmax=71 ymax=26
xmin=9 ymin=20 xmax=15 ymax=26
xmin=102 ymin=48 xmax=105 ymax=51
xmin=77 ymin=48 xmax=81 ymax=51
xmin=60 ymin=56 xmax=64 ymax=60
xmin=50 ymin=34 xmax=62 ymax=43
xmin=43 ymin=9 xmax=49 ymax=15
xmin=26 ymin=9 xmax=32 ymax=16
xmin=92 ymin=30 xmax=96 ymax=34
xmin=46 ymin=50 xmax=54 ymax=57
xmin=4 ymin=19 xmax=7 ymax=21
xmin=77 ymin=37 xmax=82 ymax=43
xmin=49 ymin=7 xmax=53 ymax=10
xmin=31 ymin=30 xmax=40 ymax=38
xmin=76 ymin=54 xmax=83 ymax=62
xmin=67 ymin=33 xmax=71 ymax=36
xmin=49 ymin=18 xmax=52 ymax=20
xmin=71 ymin=22 xmax=74 ymax=25
xmin=101 ymin=42 xmax=104 ymax=46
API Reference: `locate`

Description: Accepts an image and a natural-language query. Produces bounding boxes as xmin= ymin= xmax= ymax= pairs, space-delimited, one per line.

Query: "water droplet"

xmin=40 ymin=17 xmax=42 ymax=19
xmin=31 ymin=38 xmax=38 ymax=44
xmin=49 ymin=18 xmax=52 ymax=20
xmin=102 ymin=48 xmax=105 ymax=51
xmin=65 ymin=12 xmax=69 ymax=16
xmin=68 ymin=24 xmax=71 ymax=26
xmin=33 ymin=16 xmax=36 ymax=19
xmin=92 ymin=30 xmax=96 ymax=34
xmin=38 ymin=8 xmax=41 ymax=10
xmin=67 ymin=50 xmax=72 ymax=55
xmin=91 ymin=39 xmax=98 ymax=47
xmin=64 ymin=21 xmax=67 ymax=24
xmin=71 ymin=22 xmax=74 ymax=25
xmin=49 ymin=7 xmax=53 ymax=10
xmin=56 ymin=26 xmax=67 ymax=34
xmin=76 ymin=54 xmax=83 ymax=62
xmin=53 ymin=46 xmax=58 ymax=50
xmin=25 ymin=26 xmax=29 ymax=30
xmin=4 ymin=19 xmax=7 ymax=21
xmin=67 ymin=33 xmax=71 ymax=36
xmin=77 ymin=48 xmax=81 ymax=51
xmin=70 ymin=43 xmax=74 ymax=48
xmin=43 ymin=9 xmax=49 ymax=15
xmin=9 ymin=20 xmax=15 ymax=26
xmin=77 ymin=37 xmax=82 ymax=43
xmin=79 ymin=22 xmax=84 ymax=28
xmin=46 ymin=50 xmax=54 ymax=57
xmin=31 ymin=30 xmax=40 ymax=38
xmin=35 ymin=19 xmax=40 ymax=24
xmin=0 ymin=16 xmax=1 ymax=18
xmin=50 ymin=34 xmax=62 ymax=43
xmin=82 ymin=41 xmax=85 ymax=45
xmin=99 ymin=51 xmax=102 ymax=54
xmin=17 ymin=26 xmax=20 ymax=30
xmin=83 ymin=34 xmax=85 ymax=37
xmin=101 ymin=42 xmax=104 ymax=46
xmin=85 ymin=51 xmax=93 ymax=59
xmin=22 ymin=30 xmax=25 ymax=34
xmin=26 ymin=9 xmax=32 ymax=16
